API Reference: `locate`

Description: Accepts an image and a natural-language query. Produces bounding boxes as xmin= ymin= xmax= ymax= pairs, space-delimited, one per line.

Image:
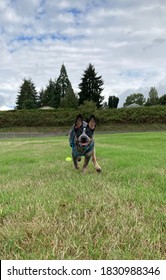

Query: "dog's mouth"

xmin=80 ymin=142 xmax=88 ymax=147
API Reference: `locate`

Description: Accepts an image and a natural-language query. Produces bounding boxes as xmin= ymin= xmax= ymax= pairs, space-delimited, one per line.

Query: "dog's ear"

xmin=88 ymin=115 xmax=96 ymax=130
xmin=75 ymin=114 xmax=83 ymax=129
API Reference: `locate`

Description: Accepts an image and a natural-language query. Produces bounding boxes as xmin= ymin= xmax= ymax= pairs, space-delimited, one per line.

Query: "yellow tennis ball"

xmin=66 ymin=157 xmax=72 ymax=162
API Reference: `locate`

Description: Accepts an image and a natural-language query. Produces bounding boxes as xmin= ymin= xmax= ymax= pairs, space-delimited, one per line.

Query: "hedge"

xmin=0 ymin=106 xmax=166 ymax=128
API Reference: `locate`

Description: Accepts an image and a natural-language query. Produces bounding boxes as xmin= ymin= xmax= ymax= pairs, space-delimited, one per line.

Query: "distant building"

xmin=40 ymin=106 xmax=54 ymax=110
xmin=125 ymin=103 xmax=142 ymax=108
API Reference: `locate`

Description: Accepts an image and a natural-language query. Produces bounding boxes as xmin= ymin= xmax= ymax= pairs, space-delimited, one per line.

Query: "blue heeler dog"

xmin=69 ymin=114 xmax=101 ymax=173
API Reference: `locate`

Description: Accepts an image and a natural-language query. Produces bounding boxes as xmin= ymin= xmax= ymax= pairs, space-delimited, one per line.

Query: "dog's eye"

xmin=75 ymin=128 xmax=83 ymax=137
xmin=86 ymin=127 xmax=94 ymax=137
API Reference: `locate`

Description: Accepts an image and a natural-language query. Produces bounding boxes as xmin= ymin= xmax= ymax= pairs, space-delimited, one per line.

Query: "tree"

xmin=38 ymin=65 xmax=74 ymax=108
xmin=145 ymin=87 xmax=158 ymax=106
xmin=16 ymin=78 xmax=39 ymax=109
xmin=123 ymin=93 xmax=145 ymax=107
xmin=60 ymin=87 xmax=78 ymax=109
xmin=51 ymin=83 xmax=61 ymax=108
xmin=78 ymin=63 xmax=104 ymax=108
xmin=158 ymin=94 xmax=166 ymax=105
xmin=55 ymin=64 xmax=73 ymax=99
xmin=108 ymin=96 xmax=119 ymax=108
xmin=39 ymin=79 xmax=57 ymax=107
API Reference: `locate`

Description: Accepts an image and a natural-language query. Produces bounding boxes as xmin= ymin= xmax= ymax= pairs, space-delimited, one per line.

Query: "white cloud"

xmin=0 ymin=105 xmax=14 ymax=111
xmin=0 ymin=0 xmax=166 ymax=108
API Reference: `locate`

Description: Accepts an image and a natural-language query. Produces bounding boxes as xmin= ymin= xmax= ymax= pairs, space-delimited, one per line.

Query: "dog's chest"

xmin=75 ymin=141 xmax=94 ymax=156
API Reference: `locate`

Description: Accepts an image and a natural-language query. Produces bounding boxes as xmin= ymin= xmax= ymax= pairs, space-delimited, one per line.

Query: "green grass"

xmin=0 ymin=132 xmax=165 ymax=260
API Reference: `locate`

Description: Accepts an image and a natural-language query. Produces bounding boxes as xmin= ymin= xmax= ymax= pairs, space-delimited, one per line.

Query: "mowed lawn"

xmin=0 ymin=132 xmax=165 ymax=260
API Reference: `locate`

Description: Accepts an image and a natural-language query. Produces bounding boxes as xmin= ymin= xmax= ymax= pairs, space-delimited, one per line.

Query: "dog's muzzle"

xmin=78 ymin=128 xmax=90 ymax=147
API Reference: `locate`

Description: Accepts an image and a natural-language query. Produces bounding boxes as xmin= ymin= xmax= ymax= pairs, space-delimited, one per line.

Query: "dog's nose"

xmin=81 ymin=136 xmax=88 ymax=143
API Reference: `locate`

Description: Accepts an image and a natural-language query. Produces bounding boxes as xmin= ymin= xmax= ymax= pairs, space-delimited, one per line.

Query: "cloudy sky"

xmin=1 ymin=0 xmax=166 ymax=109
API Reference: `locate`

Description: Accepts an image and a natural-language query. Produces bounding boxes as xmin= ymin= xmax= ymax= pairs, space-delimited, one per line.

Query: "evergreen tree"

xmin=60 ymin=87 xmax=78 ymax=109
xmin=145 ymin=87 xmax=159 ymax=106
xmin=108 ymin=96 xmax=119 ymax=108
xmin=39 ymin=79 xmax=57 ymax=107
xmin=78 ymin=63 xmax=104 ymax=108
xmin=55 ymin=64 xmax=73 ymax=99
xmin=51 ymin=83 xmax=61 ymax=108
xmin=16 ymin=78 xmax=38 ymax=109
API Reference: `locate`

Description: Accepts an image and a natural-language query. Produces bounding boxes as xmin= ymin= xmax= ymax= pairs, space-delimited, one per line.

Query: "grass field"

xmin=0 ymin=132 xmax=165 ymax=260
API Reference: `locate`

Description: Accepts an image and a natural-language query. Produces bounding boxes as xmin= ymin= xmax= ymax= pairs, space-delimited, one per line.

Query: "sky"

xmin=1 ymin=0 xmax=166 ymax=110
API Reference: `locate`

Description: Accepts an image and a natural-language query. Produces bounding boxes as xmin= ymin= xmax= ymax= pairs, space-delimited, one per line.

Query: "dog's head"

xmin=74 ymin=114 xmax=96 ymax=148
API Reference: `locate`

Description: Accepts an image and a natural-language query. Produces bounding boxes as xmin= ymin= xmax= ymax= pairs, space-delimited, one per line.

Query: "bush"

xmin=79 ymin=101 xmax=97 ymax=120
xmin=0 ymin=106 xmax=166 ymax=128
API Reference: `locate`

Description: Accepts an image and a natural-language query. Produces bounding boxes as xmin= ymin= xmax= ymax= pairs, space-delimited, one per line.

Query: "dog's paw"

xmin=82 ymin=167 xmax=87 ymax=174
xmin=96 ymin=167 xmax=102 ymax=172
xmin=75 ymin=166 xmax=80 ymax=170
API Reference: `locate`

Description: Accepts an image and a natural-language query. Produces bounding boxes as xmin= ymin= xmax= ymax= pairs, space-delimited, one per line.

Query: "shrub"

xmin=0 ymin=106 xmax=166 ymax=128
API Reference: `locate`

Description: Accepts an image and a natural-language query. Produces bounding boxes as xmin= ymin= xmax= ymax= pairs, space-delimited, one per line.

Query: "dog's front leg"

xmin=72 ymin=152 xmax=79 ymax=170
xmin=82 ymin=154 xmax=91 ymax=173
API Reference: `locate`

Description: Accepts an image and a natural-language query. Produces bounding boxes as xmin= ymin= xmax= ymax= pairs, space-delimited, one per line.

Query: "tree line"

xmin=15 ymin=63 xmax=166 ymax=110
xmin=16 ymin=63 xmax=106 ymax=110
xmin=123 ymin=88 xmax=166 ymax=107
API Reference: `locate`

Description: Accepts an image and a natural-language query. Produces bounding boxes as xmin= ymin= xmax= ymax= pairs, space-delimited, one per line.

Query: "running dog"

xmin=69 ymin=114 xmax=101 ymax=173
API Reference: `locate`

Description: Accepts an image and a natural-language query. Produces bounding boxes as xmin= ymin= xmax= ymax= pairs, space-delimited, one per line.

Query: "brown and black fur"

xmin=69 ymin=114 xmax=101 ymax=173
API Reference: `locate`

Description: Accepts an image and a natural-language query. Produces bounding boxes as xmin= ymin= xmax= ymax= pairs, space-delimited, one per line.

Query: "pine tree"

xmin=51 ymin=83 xmax=61 ymax=108
xmin=108 ymin=96 xmax=119 ymax=108
xmin=55 ymin=64 xmax=73 ymax=99
xmin=39 ymin=79 xmax=57 ymax=107
xmin=78 ymin=63 xmax=104 ymax=108
xmin=60 ymin=87 xmax=78 ymax=108
xmin=16 ymin=78 xmax=38 ymax=109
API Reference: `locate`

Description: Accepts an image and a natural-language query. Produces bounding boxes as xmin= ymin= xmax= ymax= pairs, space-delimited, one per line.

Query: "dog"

xmin=69 ymin=114 xmax=101 ymax=173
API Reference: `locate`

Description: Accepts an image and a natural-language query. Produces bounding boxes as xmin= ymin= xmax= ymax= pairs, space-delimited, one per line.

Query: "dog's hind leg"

xmin=92 ymin=148 xmax=101 ymax=172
